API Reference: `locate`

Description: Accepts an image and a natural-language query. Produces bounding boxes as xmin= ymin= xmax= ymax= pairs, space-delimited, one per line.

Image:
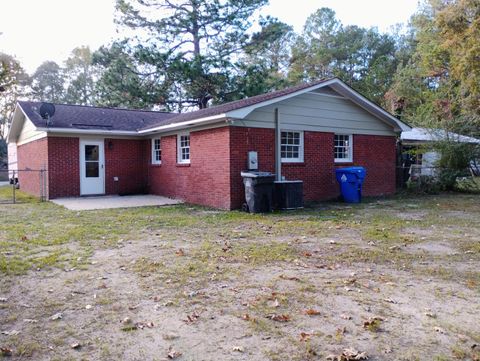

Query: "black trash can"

xmin=241 ymin=171 xmax=275 ymax=213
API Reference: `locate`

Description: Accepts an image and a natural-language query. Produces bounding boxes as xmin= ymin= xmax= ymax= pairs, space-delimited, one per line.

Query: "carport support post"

xmin=275 ymin=108 xmax=282 ymax=182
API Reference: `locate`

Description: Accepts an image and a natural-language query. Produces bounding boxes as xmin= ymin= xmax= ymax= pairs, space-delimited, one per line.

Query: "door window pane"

xmin=86 ymin=162 xmax=99 ymax=177
xmin=85 ymin=145 xmax=99 ymax=161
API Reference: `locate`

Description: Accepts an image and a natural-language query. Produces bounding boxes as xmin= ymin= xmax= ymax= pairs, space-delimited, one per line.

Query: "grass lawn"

xmin=0 ymin=186 xmax=479 ymax=361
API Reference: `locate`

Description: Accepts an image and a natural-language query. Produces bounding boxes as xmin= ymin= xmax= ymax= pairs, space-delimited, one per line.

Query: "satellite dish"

xmin=39 ymin=103 xmax=56 ymax=120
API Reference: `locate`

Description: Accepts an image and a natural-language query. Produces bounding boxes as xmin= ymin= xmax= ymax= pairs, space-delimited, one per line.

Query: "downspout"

xmin=275 ymin=108 xmax=281 ymax=181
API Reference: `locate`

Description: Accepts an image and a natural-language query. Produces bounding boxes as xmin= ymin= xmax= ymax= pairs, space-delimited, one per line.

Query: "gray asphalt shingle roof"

xmin=18 ymin=79 xmax=331 ymax=133
xmin=18 ymin=101 xmax=176 ymax=132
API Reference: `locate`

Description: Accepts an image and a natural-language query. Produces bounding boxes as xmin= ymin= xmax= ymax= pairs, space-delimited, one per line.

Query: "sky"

xmin=0 ymin=0 xmax=420 ymax=74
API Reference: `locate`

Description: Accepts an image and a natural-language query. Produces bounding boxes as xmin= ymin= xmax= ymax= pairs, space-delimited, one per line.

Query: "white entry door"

xmin=80 ymin=140 xmax=105 ymax=195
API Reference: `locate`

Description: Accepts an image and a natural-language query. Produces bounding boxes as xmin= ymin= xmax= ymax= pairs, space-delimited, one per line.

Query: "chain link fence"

xmin=0 ymin=165 xmax=476 ymax=204
xmin=0 ymin=169 xmax=47 ymax=204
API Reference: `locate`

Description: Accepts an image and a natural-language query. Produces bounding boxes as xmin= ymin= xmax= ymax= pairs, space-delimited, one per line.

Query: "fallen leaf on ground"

xmin=304 ymin=309 xmax=321 ymax=316
xmin=183 ymin=311 xmax=200 ymax=324
xmin=1 ymin=330 xmax=20 ymax=336
xmin=267 ymin=291 xmax=277 ymax=298
xmin=241 ymin=314 xmax=255 ymax=322
xmin=266 ymin=314 xmax=290 ymax=322
xmin=363 ymin=317 xmax=383 ymax=331
xmin=383 ymin=298 xmax=397 ymax=304
xmin=1 ymin=347 xmax=13 ymax=356
xmin=279 ymin=275 xmax=300 ymax=281
xmin=300 ymin=332 xmax=312 ymax=342
xmin=326 ymin=348 xmax=368 ymax=360
xmin=50 ymin=312 xmax=63 ymax=320
xmin=136 ymin=321 xmax=154 ymax=329
xmin=167 ymin=346 xmax=182 ymax=359
xmin=23 ymin=319 xmax=38 ymax=324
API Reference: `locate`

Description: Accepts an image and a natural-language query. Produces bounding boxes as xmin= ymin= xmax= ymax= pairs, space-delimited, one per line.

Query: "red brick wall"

xmin=147 ymin=127 xmax=232 ymax=209
xmin=16 ymin=128 xmax=396 ymax=207
xmin=351 ymin=135 xmax=396 ymax=196
xmin=229 ymin=127 xmax=397 ymax=208
xmin=104 ymin=138 xmax=148 ymax=195
xmin=16 ymin=137 xmax=48 ymax=198
xmin=229 ymin=127 xmax=275 ymax=209
xmin=48 ymin=137 xmax=80 ymax=198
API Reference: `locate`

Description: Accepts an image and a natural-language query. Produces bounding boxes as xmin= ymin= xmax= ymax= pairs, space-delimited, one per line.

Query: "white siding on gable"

xmin=17 ymin=117 xmax=47 ymax=145
xmin=238 ymin=91 xmax=396 ymax=136
xmin=8 ymin=142 xmax=18 ymax=177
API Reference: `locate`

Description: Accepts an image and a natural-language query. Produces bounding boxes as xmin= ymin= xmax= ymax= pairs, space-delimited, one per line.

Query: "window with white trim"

xmin=281 ymin=131 xmax=304 ymax=163
xmin=177 ymin=133 xmax=190 ymax=164
xmin=334 ymin=134 xmax=353 ymax=162
xmin=152 ymin=138 xmax=161 ymax=164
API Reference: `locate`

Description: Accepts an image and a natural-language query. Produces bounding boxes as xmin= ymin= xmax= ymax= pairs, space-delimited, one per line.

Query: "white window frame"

xmin=177 ymin=132 xmax=191 ymax=164
xmin=281 ymin=130 xmax=304 ymax=163
xmin=151 ymin=138 xmax=161 ymax=165
xmin=334 ymin=134 xmax=353 ymax=163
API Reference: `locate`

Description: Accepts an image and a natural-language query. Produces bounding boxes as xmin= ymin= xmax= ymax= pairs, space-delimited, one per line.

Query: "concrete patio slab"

xmin=51 ymin=195 xmax=182 ymax=211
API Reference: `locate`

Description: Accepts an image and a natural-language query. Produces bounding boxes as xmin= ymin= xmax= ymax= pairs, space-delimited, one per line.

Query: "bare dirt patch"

xmin=1 ymin=191 xmax=479 ymax=360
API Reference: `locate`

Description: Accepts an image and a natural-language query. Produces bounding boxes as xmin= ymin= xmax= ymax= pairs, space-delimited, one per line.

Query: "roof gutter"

xmin=138 ymin=113 xmax=227 ymax=134
xmin=36 ymin=127 xmax=139 ymax=136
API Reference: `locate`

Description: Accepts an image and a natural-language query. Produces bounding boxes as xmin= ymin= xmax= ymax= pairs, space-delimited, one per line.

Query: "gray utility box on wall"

xmin=247 ymin=151 xmax=258 ymax=170
xmin=273 ymin=180 xmax=304 ymax=210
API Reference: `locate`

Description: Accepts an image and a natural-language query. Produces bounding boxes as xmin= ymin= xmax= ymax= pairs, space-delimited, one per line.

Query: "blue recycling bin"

xmin=335 ymin=167 xmax=366 ymax=203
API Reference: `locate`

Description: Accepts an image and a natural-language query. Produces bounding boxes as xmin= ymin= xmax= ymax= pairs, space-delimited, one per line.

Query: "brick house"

xmin=7 ymin=78 xmax=410 ymax=209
